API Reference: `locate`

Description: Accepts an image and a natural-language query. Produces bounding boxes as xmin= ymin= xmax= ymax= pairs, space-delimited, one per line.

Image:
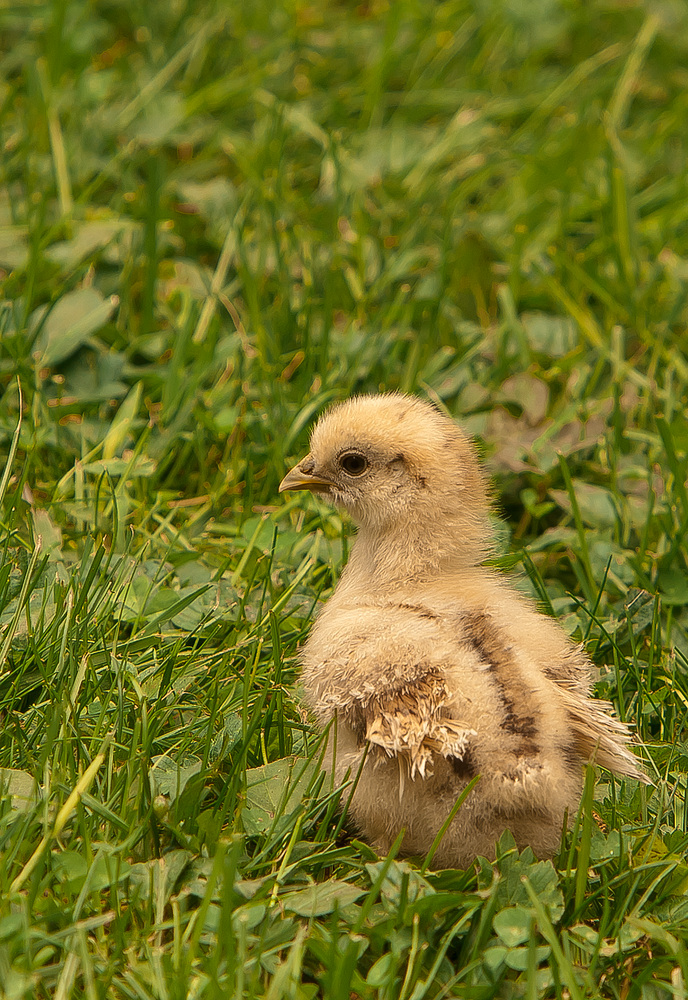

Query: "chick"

xmin=279 ymin=393 xmax=646 ymax=868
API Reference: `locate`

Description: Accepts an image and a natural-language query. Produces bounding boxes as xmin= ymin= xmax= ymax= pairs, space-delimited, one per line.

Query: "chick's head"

xmin=280 ymin=394 xmax=490 ymax=539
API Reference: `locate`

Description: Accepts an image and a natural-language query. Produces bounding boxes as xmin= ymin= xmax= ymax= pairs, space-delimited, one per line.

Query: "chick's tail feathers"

xmin=559 ymin=685 xmax=651 ymax=785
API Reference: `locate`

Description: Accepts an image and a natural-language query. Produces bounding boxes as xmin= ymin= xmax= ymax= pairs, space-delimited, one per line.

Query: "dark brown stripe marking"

xmin=561 ymin=740 xmax=583 ymax=775
xmin=462 ymin=611 xmax=541 ymax=757
xmin=396 ymin=602 xmax=439 ymax=621
xmin=543 ymin=645 xmax=591 ymax=690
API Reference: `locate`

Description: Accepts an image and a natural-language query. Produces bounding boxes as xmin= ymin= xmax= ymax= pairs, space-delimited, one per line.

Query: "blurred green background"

xmin=2 ymin=0 xmax=687 ymax=509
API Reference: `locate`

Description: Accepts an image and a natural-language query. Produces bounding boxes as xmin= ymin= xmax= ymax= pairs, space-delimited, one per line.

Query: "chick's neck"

xmin=339 ymin=511 xmax=488 ymax=593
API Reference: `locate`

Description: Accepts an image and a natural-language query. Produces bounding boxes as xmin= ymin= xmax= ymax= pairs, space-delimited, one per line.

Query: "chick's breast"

xmin=301 ymin=601 xmax=583 ymax=867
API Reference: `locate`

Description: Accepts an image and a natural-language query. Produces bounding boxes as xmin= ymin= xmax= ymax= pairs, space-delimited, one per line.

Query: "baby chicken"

xmin=279 ymin=393 xmax=646 ymax=868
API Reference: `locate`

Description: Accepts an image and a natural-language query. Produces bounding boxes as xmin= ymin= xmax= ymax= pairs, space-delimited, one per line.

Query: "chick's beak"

xmin=279 ymin=455 xmax=332 ymax=494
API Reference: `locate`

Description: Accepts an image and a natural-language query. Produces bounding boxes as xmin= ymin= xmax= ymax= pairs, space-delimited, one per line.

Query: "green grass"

xmin=2 ymin=0 xmax=688 ymax=996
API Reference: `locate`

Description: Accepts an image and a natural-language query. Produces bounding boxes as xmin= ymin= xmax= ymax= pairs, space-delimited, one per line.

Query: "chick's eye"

xmin=339 ymin=451 xmax=368 ymax=476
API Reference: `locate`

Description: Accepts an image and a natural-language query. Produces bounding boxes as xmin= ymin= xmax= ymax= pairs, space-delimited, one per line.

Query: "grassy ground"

xmin=1 ymin=0 xmax=688 ymax=996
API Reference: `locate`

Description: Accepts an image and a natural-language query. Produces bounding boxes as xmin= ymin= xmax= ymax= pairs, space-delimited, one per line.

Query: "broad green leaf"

xmin=0 ymin=226 xmax=29 ymax=269
xmin=366 ymin=952 xmax=397 ymax=986
xmin=127 ymin=850 xmax=192 ymax=903
xmin=176 ymin=561 xmax=213 ymax=586
xmin=0 ymin=768 xmax=36 ymax=812
xmin=31 ymin=508 xmax=62 ymax=559
xmin=570 ymin=920 xmax=644 ymax=958
xmin=504 ymin=944 xmax=551 ymax=970
xmin=170 ymin=583 xmax=235 ymax=630
xmin=145 ymin=588 xmax=182 ymax=616
xmin=483 ymin=946 xmax=508 ymax=972
xmin=45 ymin=219 xmax=130 ymax=269
xmin=493 ymin=905 xmax=533 ymax=947
xmin=281 ymin=879 xmax=364 ymax=917
xmin=485 ymin=837 xmax=565 ymax=922
xmin=521 ymin=312 xmax=578 ymax=356
xmin=624 ymin=589 xmax=656 ymax=631
xmin=52 ymin=851 xmax=131 ymax=893
xmin=242 ymin=757 xmax=318 ymax=836
xmin=549 ymin=481 xmax=618 ymax=529
xmin=223 ymin=712 xmax=243 ymax=749
xmin=208 ymin=713 xmax=243 ymax=763
xmin=150 ymin=754 xmax=202 ymax=800
xmin=33 ymin=288 xmax=118 ymax=367
xmin=232 ymin=903 xmax=267 ymax=932
xmin=588 ymin=539 xmax=636 ymax=585
xmin=365 ymin=860 xmax=435 ymax=909
xmin=51 ymin=850 xmax=87 ymax=882
xmin=658 ymin=570 xmax=688 ymax=606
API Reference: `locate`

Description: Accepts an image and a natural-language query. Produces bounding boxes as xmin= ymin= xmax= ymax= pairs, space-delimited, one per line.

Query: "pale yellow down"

xmin=280 ymin=393 xmax=647 ymax=868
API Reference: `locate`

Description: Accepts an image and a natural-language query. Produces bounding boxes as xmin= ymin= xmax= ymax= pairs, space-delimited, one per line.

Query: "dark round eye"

xmin=339 ymin=451 xmax=368 ymax=476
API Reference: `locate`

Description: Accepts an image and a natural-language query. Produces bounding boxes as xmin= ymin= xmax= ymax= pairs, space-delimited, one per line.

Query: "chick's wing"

xmin=302 ymin=604 xmax=479 ymax=779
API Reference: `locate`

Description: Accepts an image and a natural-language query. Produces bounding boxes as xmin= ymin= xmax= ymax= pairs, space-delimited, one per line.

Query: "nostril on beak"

xmin=300 ymin=456 xmax=315 ymax=474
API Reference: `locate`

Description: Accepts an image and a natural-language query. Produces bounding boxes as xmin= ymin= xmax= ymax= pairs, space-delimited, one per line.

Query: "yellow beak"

xmin=279 ymin=456 xmax=332 ymax=493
